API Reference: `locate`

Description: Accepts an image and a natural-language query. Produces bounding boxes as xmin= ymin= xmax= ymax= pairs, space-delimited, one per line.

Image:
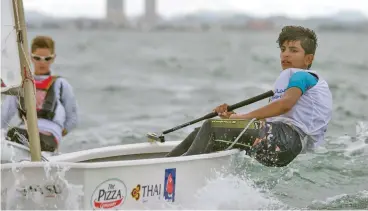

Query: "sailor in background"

xmin=167 ymin=26 xmax=333 ymax=167
xmin=1 ymin=36 xmax=78 ymax=152
xmin=1 ymin=79 xmax=6 ymax=87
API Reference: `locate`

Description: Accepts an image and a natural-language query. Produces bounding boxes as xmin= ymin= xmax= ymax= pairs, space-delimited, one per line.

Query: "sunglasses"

xmin=31 ymin=54 xmax=55 ymax=62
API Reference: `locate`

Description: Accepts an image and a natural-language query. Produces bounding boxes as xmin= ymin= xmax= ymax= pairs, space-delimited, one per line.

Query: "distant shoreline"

xmin=25 ymin=9 xmax=368 ymax=33
xmin=26 ymin=27 xmax=367 ymax=34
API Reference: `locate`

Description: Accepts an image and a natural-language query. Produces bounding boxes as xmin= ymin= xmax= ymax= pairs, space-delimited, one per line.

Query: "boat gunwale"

xmin=1 ymin=145 xmax=240 ymax=169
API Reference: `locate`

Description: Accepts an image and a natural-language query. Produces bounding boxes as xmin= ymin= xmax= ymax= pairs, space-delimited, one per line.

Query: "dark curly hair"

xmin=277 ymin=26 xmax=318 ymax=68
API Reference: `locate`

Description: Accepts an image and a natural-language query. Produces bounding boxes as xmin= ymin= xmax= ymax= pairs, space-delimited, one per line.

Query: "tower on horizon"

xmin=106 ymin=0 xmax=126 ymax=24
xmin=143 ymin=0 xmax=158 ymax=28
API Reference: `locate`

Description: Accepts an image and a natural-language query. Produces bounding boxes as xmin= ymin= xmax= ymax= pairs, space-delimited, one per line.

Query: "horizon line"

xmin=26 ymin=8 xmax=368 ymax=20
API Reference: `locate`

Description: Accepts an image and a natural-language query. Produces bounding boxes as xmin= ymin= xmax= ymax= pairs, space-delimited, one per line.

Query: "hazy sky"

xmin=23 ymin=0 xmax=368 ymax=19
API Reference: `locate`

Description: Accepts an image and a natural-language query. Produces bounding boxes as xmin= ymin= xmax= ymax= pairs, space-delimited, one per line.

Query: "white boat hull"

xmin=1 ymin=140 xmax=42 ymax=163
xmin=1 ymin=140 xmax=240 ymax=210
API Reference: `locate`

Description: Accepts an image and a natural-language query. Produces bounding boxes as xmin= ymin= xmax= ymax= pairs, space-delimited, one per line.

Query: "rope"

xmin=226 ymin=118 xmax=257 ymax=150
xmin=13 ymin=130 xmax=49 ymax=161
xmin=8 ymin=0 xmax=36 ymax=111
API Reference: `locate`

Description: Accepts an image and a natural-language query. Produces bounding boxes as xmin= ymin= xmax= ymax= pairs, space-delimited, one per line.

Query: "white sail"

xmin=1 ymin=0 xmax=22 ymax=88
xmin=1 ymin=0 xmax=42 ymax=161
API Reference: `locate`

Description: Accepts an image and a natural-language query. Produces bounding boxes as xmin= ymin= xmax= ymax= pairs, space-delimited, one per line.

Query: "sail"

xmin=1 ymin=0 xmax=22 ymax=88
xmin=1 ymin=0 xmax=42 ymax=162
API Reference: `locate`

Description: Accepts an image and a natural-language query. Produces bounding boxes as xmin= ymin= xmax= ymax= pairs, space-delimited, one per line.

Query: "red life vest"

xmin=18 ymin=75 xmax=61 ymax=120
xmin=1 ymin=78 xmax=6 ymax=87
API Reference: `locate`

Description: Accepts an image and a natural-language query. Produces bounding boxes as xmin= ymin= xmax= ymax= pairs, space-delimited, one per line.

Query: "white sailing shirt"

xmin=266 ymin=68 xmax=333 ymax=150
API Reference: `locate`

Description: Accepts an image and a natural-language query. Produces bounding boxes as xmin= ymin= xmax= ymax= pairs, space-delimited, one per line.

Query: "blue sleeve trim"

xmin=286 ymin=72 xmax=318 ymax=94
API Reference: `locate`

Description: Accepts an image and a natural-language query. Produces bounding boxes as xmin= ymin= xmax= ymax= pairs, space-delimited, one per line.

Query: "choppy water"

xmin=18 ymin=30 xmax=368 ymax=209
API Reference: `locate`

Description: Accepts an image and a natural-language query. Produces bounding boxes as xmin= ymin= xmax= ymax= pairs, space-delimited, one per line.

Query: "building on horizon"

xmin=106 ymin=0 xmax=126 ymax=25
xmin=142 ymin=0 xmax=158 ymax=29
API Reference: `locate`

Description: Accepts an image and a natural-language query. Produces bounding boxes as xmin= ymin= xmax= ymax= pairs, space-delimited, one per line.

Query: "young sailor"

xmin=166 ymin=25 xmax=333 ymax=167
xmin=1 ymin=36 xmax=78 ymax=152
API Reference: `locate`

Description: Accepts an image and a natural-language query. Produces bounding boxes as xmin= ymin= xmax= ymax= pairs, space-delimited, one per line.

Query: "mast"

xmin=11 ymin=0 xmax=42 ymax=161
